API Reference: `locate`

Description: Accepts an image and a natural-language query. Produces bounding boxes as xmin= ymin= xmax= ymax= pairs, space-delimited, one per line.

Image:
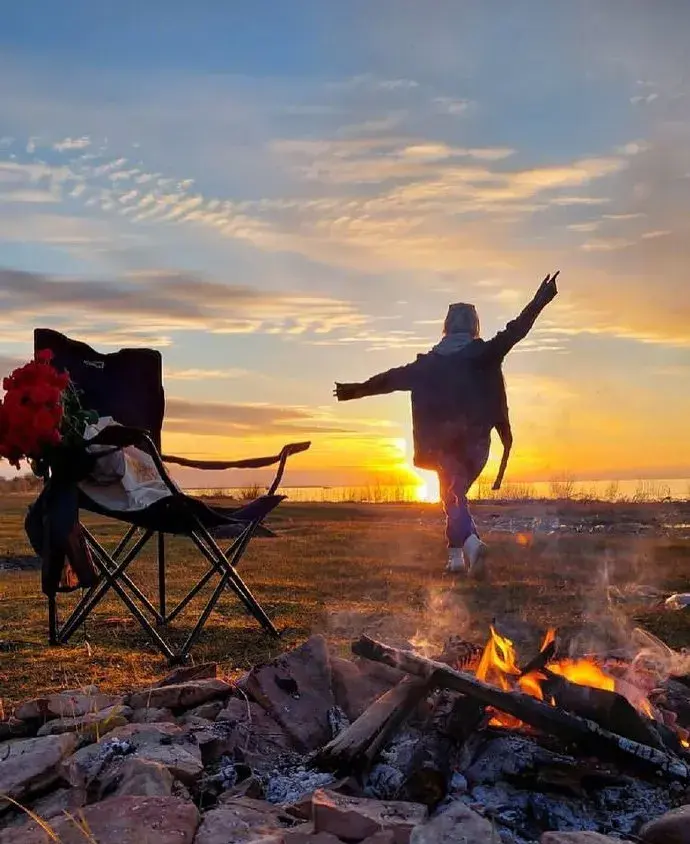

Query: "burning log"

xmin=316 ymin=676 xmax=432 ymax=771
xmin=546 ymin=673 xmax=665 ymax=750
xmin=352 ymin=635 xmax=690 ymax=782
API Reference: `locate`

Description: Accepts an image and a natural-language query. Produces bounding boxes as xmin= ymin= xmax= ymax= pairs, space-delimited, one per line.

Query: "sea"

xmin=187 ymin=477 xmax=689 ymax=504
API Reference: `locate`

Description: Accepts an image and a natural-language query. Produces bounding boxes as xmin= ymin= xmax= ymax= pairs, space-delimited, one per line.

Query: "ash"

xmin=263 ymin=763 xmax=336 ymax=804
xmin=447 ymin=732 xmax=680 ymax=843
xmin=80 ymin=737 xmax=136 ymax=783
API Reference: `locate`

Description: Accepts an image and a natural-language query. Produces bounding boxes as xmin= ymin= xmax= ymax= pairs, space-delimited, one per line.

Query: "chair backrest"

xmin=34 ymin=329 xmax=165 ymax=449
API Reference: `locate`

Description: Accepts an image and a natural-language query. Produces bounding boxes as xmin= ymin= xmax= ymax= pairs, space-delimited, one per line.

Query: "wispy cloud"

xmin=0 ymin=267 xmax=365 ymax=342
xmin=165 ymin=367 xmax=251 ymax=380
xmin=53 ymin=135 xmax=91 ymax=152
xmin=164 ymin=396 xmax=350 ymax=437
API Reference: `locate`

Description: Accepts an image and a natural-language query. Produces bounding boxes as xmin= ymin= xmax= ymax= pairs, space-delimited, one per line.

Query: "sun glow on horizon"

xmin=413 ymin=468 xmax=440 ymax=502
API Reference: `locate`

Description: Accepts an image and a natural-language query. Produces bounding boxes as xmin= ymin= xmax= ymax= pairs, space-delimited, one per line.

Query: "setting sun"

xmin=413 ymin=469 xmax=440 ymax=503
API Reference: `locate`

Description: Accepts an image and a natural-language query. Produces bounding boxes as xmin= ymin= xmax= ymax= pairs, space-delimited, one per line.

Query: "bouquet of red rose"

xmin=0 ymin=350 xmax=98 ymax=477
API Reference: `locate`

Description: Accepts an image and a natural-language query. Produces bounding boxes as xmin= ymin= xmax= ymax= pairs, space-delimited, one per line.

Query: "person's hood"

xmin=431 ymin=303 xmax=480 ymax=355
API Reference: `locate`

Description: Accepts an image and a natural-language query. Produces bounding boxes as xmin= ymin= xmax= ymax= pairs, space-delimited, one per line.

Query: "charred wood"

xmin=521 ymin=640 xmax=556 ymax=676
xmin=315 ymin=676 xmax=431 ymax=772
xmin=352 ymin=635 xmax=690 ymax=782
xmin=544 ymin=672 xmax=665 ymax=750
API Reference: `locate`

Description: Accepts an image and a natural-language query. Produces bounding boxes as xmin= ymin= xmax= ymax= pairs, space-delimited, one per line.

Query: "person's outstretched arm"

xmin=482 ymin=271 xmax=560 ymax=361
xmin=335 ymin=361 xmax=416 ymax=401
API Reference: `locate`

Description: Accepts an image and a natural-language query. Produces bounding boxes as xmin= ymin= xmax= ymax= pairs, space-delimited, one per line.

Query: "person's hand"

xmin=334 ymin=382 xmax=362 ymax=401
xmin=535 ymin=271 xmax=559 ymax=306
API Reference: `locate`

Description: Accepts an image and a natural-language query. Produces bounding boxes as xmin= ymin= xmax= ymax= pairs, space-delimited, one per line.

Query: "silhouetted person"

xmin=335 ymin=272 xmax=559 ymax=577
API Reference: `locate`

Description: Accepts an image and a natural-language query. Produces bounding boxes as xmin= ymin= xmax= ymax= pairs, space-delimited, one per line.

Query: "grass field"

xmin=1 ymin=494 xmax=689 ymax=711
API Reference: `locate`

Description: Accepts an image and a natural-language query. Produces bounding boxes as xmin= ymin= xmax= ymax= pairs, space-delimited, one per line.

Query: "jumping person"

xmin=335 ymin=272 xmax=560 ymax=577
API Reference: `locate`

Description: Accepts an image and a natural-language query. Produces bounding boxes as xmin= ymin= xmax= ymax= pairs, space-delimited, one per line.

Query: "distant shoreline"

xmin=188 ymin=477 xmax=689 ymax=504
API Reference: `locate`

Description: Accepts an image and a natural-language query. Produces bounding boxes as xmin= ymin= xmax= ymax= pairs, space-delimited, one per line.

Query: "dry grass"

xmin=0 ymin=495 xmax=689 ymax=710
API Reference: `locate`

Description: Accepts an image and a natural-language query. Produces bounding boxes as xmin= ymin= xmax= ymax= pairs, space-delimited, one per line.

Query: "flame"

xmin=476 ymin=626 xmax=521 ymax=690
xmin=546 ymin=659 xmax=615 ymax=692
xmin=473 ymin=625 xmax=661 ymax=734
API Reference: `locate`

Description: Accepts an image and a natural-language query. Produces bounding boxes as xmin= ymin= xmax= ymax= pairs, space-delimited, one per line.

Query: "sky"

xmin=0 ymin=1 xmax=689 ymax=491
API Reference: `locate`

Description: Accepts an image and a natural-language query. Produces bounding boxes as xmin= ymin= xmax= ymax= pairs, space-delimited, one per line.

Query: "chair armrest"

xmin=161 ymin=441 xmax=311 ymax=471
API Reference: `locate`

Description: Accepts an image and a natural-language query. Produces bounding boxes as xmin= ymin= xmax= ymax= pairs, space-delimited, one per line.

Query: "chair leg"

xmin=157 ymin=532 xmax=166 ymax=620
xmin=48 ymin=594 xmax=58 ymax=646
xmin=164 ymin=527 xmax=249 ymax=623
xmin=85 ymin=535 xmax=177 ymax=661
xmin=58 ymin=529 xmax=155 ymax=642
xmin=189 ymin=524 xmax=280 ymax=639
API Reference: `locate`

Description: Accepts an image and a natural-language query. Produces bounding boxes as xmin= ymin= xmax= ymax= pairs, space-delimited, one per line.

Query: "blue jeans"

xmin=437 ymin=439 xmax=490 ymax=548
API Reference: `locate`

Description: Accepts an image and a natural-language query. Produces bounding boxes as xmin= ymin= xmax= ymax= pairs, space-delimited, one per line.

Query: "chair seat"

xmin=79 ymin=491 xmax=285 ymax=536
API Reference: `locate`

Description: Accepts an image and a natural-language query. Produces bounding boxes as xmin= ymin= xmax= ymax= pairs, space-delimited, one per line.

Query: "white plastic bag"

xmin=80 ymin=417 xmax=175 ymax=511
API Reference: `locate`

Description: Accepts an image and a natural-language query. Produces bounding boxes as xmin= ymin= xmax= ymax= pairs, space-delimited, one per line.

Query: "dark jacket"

xmin=354 ymin=292 xmax=550 ymax=470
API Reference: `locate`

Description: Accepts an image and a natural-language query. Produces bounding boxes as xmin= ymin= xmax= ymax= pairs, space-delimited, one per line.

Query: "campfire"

xmin=316 ymin=632 xmax=690 ymax=841
xmin=470 ymin=625 xmax=689 ymax=747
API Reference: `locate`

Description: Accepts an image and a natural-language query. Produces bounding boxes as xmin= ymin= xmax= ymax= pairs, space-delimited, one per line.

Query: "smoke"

xmin=409 ymin=586 xmax=472 ymax=658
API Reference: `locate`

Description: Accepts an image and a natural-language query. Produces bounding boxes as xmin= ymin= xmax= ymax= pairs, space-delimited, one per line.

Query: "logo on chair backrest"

xmin=83 ymin=359 xmax=105 ymax=369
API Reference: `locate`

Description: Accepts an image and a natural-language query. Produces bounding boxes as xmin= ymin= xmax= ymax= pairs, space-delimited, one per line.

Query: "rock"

xmin=283 ymin=831 xmax=341 ymax=844
xmin=16 ymin=689 xmax=124 ymax=721
xmin=64 ymin=723 xmax=203 ymax=788
xmin=186 ymin=721 xmax=241 ymax=766
xmin=179 ymin=715 xmax=216 ymax=729
xmin=0 ymin=718 xmax=30 ymax=741
xmin=129 ymin=678 xmax=232 ymax=711
xmin=409 ymin=802 xmax=495 ymax=844
xmin=541 ymin=834 xmax=624 ymax=843
xmin=132 ymin=706 xmax=176 ymax=724
xmin=37 ymin=703 xmax=132 ymax=738
xmin=217 ymin=697 xmax=295 ymax=755
xmin=331 ymin=656 xmax=392 ymax=721
xmin=156 ymin=661 xmax=218 ymax=687
xmin=280 ymin=823 xmax=316 ymax=843
xmin=0 ymin=795 xmax=200 ymax=843
xmin=361 ymin=835 xmax=397 ymax=844
xmin=186 ymin=700 xmax=225 ymax=721
xmin=640 ymin=805 xmax=690 ymax=844
xmin=0 ymin=733 xmax=78 ymax=806
xmin=312 ymin=789 xmax=427 ymax=844
xmin=194 ymin=798 xmax=283 ymax=844
xmin=245 ymin=635 xmax=335 ymax=752
xmin=27 ymin=785 xmax=87 ymax=821
xmin=100 ymin=756 xmax=174 ymax=798
xmin=353 ymin=658 xmax=404 ymax=692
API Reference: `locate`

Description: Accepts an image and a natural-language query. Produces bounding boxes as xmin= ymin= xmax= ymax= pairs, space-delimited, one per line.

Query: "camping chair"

xmin=32 ymin=328 xmax=310 ymax=663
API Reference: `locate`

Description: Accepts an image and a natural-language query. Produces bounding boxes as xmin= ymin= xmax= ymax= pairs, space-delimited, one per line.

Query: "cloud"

xmin=641 ymin=229 xmax=671 ymax=239
xmin=0 ymin=354 xmax=23 ymax=379
xmin=164 ymin=396 xmax=350 ymax=436
xmin=581 ymin=237 xmax=635 ymax=252
xmin=433 ymin=97 xmax=472 ymax=115
xmin=328 ymin=74 xmax=419 ymax=93
xmin=165 ymin=367 xmax=251 ymax=380
xmin=630 ymin=93 xmax=659 ymax=106
xmin=53 ymin=136 xmax=91 ymax=152
xmin=0 ymin=266 xmax=364 ymax=341
xmin=0 ymin=188 xmax=60 ymax=204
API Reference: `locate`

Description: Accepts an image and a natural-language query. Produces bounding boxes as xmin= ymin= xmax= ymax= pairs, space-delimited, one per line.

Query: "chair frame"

xmin=47 ymin=430 xmax=309 ymax=664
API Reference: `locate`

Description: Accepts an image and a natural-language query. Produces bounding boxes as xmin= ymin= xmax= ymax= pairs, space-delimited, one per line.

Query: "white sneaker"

xmin=463 ymin=534 xmax=489 ymax=579
xmin=445 ymin=547 xmax=467 ymax=574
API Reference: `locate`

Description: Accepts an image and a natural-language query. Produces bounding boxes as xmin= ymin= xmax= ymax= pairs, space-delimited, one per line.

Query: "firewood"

xmin=521 ymin=640 xmax=556 ymax=676
xmin=398 ymin=728 xmax=451 ymax=807
xmin=315 ymin=676 xmax=431 ymax=771
xmin=352 ymin=635 xmax=690 ymax=782
xmin=545 ymin=673 xmax=665 ymax=750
